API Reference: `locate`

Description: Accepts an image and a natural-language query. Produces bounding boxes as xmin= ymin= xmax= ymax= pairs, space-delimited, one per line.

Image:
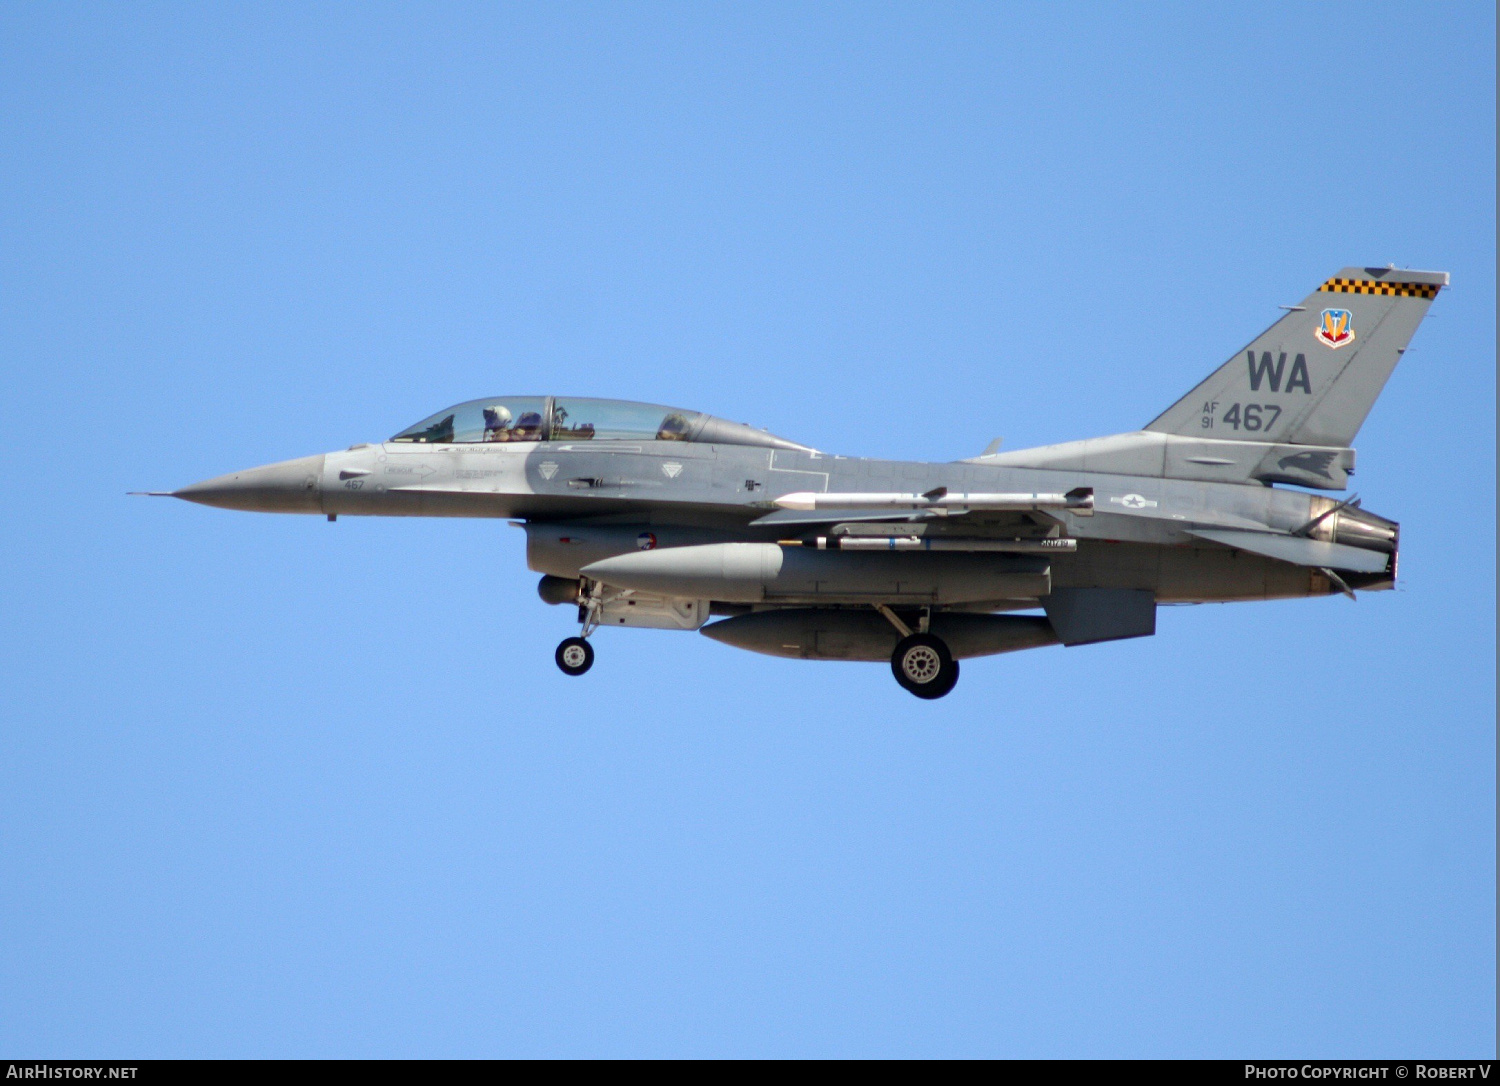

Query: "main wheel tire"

xmin=925 ymin=658 xmax=959 ymax=699
xmin=556 ymin=636 xmax=594 ymax=676
xmin=891 ymin=633 xmax=959 ymax=699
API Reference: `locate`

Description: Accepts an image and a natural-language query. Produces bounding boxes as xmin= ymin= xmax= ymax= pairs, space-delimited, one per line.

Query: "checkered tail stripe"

xmin=1318 ymin=278 xmax=1441 ymax=299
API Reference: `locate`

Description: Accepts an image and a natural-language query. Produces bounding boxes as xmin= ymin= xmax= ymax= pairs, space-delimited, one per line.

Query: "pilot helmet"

xmin=484 ymin=404 xmax=513 ymax=428
xmin=658 ymin=412 xmax=691 ymax=439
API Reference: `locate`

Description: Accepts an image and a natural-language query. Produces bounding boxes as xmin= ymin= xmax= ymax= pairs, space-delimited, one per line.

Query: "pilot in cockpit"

xmin=483 ymin=405 xmax=513 ymax=441
xmin=513 ymin=411 xmax=545 ymax=441
xmin=657 ymin=412 xmax=692 ymax=441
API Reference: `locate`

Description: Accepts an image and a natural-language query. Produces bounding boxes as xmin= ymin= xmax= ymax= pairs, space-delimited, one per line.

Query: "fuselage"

xmin=175 ymin=435 xmax=1392 ymax=606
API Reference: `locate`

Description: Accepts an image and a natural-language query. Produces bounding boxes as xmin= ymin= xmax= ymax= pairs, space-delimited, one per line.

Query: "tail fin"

xmin=1146 ymin=267 xmax=1447 ymax=448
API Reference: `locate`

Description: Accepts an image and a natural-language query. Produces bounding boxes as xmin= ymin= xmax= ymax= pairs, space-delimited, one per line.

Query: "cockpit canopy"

xmin=390 ymin=396 xmax=809 ymax=451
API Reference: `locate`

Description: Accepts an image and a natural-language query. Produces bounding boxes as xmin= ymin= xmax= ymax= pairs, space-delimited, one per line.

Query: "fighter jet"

xmin=149 ymin=266 xmax=1444 ymax=697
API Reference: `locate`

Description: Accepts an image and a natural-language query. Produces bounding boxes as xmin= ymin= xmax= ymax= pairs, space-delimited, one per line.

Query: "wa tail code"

xmin=1247 ymin=351 xmax=1312 ymax=394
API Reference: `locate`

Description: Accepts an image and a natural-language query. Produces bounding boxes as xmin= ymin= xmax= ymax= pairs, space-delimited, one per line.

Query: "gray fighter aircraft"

xmin=149 ymin=266 xmax=1445 ymax=697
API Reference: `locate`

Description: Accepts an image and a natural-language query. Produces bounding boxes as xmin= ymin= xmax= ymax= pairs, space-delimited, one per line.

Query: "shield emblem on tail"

xmin=1315 ymin=308 xmax=1355 ymax=349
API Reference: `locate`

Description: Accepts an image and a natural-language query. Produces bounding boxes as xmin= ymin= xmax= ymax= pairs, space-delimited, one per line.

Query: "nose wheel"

xmin=891 ymin=633 xmax=959 ymax=699
xmin=556 ymin=636 xmax=594 ymax=676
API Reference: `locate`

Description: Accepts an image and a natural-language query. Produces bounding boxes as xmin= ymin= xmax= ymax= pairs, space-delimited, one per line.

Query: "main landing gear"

xmin=878 ymin=605 xmax=960 ymax=699
xmin=891 ymin=633 xmax=960 ymax=699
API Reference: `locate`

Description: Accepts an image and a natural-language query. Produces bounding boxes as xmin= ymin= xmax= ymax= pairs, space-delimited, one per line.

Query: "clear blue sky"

xmin=1 ymin=2 xmax=1493 ymax=1058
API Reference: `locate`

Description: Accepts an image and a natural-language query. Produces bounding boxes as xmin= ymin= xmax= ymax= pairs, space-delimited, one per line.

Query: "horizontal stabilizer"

xmin=1187 ymin=529 xmax=1388 ymax=573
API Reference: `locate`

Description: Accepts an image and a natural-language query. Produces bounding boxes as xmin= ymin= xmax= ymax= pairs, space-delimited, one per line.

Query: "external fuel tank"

xmin=580 ymin=542 xmax=1050 ymax=605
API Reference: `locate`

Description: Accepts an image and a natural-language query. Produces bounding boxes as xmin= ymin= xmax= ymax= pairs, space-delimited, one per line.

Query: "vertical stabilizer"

xmin=1146 ymin=267 xmax=1446 ymax=449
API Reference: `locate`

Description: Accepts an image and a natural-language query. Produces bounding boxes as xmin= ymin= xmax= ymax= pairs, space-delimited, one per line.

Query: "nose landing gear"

xmin=555 ymin=636 xmax=594 ymax=676
xmin=556 ymin=580 xmax=602 ymax=676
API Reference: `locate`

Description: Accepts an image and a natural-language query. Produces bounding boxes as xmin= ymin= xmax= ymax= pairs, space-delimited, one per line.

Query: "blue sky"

xmin=1 ymin=2 xmax=1493 ymax=1057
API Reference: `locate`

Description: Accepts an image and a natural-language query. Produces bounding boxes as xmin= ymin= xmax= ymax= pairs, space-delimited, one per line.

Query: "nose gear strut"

xmin=555 ymin=579 xmax=602 ymax=676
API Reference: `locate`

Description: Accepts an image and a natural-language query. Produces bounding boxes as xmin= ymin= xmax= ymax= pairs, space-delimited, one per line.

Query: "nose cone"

xmin=174 ymin=454 xmax=326 ymax=513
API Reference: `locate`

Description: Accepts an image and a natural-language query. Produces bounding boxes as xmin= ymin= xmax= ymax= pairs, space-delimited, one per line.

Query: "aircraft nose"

xmin=173 ymin=454 xmax=326 ymax=513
